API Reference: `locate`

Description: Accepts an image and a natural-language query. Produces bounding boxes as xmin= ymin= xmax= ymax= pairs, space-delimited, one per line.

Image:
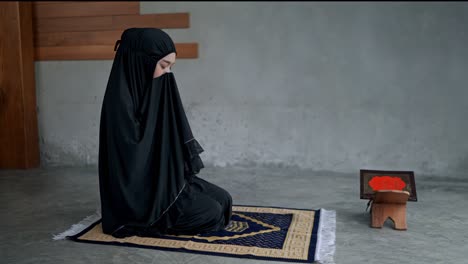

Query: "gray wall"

xmin=35 ymin=2 xmax=468 ymax=177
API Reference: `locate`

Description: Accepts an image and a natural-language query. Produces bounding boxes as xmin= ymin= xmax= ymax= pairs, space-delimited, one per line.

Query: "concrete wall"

xmin=35 ymin=2 xmax=468 ymax=177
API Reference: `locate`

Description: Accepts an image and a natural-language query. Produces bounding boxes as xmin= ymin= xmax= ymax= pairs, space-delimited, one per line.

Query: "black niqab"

xmin=98 ymin=28 xmax=204 ymax=236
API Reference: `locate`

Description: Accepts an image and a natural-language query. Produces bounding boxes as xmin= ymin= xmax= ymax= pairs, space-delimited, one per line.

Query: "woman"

xmin=98 ymin=28 xmax=232 ymax=238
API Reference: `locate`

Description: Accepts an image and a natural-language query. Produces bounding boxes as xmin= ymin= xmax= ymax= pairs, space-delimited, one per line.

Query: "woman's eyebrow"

xmin=162 ymin=59 xmax=173 ymax=64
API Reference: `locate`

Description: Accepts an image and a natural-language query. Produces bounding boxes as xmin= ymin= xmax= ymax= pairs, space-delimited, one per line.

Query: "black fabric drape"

xmin=98 ymin=28 xmax=204 ymax=236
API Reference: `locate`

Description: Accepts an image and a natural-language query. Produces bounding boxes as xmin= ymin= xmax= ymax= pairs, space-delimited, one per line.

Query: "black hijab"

xmin=98 ymin=28 xmax=204 ymax=236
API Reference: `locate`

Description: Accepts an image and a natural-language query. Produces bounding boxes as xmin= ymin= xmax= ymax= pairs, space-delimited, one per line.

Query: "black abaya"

xmin=98 ymin=28 xmax=232 ymax=238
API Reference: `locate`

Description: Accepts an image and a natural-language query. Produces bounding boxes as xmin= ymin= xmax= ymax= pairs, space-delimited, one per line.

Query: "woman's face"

xmin=153 ymin=52 xmax=176 ymax=78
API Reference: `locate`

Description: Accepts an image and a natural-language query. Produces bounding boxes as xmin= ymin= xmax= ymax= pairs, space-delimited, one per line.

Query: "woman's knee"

xmin=205 ymin=199 xmax=226 ymax=227
xmin=222 ymin=192 xmax=232 ymax=216
xmin=192 ymin=177 xmax=232 ymax=211
xmin=213 ymin=185 xmax=232 ymax=204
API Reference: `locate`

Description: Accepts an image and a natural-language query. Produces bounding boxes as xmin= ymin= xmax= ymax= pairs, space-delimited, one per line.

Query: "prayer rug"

xmin=55 ymin=205 xmax=336 ymax=263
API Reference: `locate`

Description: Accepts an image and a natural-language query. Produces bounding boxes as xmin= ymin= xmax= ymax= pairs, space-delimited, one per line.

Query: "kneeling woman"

xmin=98 ymin=28 xmax=232 ymax=238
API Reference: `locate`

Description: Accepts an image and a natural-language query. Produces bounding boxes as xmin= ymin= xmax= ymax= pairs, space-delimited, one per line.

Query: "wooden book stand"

xmin=370 ymin=190 xmax=410 ymax=230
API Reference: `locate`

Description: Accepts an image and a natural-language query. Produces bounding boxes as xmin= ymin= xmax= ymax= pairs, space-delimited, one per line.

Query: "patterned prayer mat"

xmin=62 ymin=205 xmax=335 ymax=263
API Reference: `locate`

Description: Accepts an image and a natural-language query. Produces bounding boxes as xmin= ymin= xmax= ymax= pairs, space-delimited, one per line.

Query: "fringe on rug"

xmin=315 ymin=209 xmax=336 ymax=264
xmin=52 ymin=206 xmax=102 ymax=241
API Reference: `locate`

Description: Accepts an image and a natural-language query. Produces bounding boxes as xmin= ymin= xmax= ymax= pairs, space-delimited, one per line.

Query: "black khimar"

xmin=98 ymin=28 xmax=204 ymax=236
